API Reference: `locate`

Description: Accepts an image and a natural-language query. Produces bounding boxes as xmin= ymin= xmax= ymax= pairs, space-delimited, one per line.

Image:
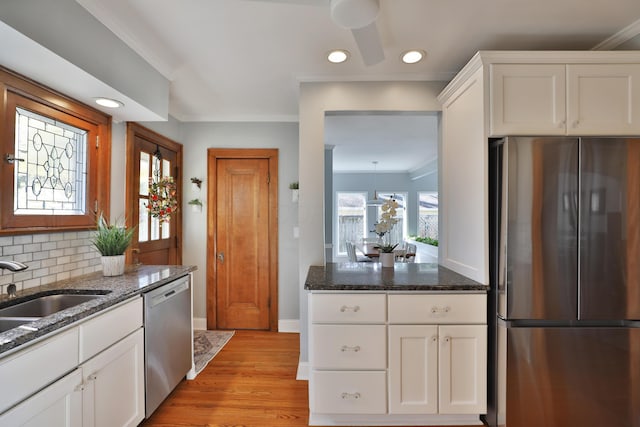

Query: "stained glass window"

xmin=14 ymin=107 xmax=87 ymax=215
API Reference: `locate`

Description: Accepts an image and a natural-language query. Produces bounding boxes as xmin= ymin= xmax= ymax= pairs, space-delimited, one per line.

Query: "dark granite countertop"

xmin=0 ymin=264 xmax=196 ymax=355
xmin=305 ymin=262 xmax=487 ymax=291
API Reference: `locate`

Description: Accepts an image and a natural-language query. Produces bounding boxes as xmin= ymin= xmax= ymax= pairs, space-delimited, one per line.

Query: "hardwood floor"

xmin=141 ymin=330 xmax=480 ymax=427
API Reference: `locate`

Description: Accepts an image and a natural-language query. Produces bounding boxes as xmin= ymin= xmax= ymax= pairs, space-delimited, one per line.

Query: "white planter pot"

xmin=190 ymin=204 xmax=202 ymax=212
xmin=379 ymin=252 xmax=395 ymax=268
xmin=291 ymin=189 xmax=299 ymax=203
xmin=101 ymin=255 xmax=125 ymax=276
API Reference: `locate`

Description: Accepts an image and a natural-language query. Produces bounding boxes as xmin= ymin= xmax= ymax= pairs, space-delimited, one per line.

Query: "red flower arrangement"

xmin=146 ymin=176 xmax=178 ymax=223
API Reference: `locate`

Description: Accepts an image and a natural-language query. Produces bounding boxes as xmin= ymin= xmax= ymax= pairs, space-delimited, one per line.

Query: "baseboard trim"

xmin=194 ymin=317 xmax=299 ymax=332
xmin=278 ymin=319 xmax=300 ymax=333
xmin=193 ymin=317 xmax=207 ymax=330
xmin=297 ymin=359 xmax=309 ymax=380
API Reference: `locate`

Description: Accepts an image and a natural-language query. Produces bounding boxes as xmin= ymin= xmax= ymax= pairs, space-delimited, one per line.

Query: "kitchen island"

xmin=305 ymin=262 xmax=488 ymax=426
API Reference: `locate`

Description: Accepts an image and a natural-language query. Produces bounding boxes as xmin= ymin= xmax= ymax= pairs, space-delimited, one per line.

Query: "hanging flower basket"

xmin=146 ymin=176 xmax=178 ymax=223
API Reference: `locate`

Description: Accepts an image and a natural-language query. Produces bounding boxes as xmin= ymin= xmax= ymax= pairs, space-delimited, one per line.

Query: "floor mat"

xmin=193 ymin=329 xmax=234 ymax=375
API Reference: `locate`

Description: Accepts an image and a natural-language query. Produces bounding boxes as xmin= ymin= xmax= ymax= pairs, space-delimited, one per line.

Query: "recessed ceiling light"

xmin=95 ymin=97 xmax=124 ymax=108
xmin=327 ymin=49 xmax=350 ymax=64
xmin=401 ymin=50 xmax=425 ymax=64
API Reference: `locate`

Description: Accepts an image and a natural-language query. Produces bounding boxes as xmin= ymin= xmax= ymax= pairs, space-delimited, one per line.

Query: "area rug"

xmin=193 ymin=329 xmax=235 ymax=374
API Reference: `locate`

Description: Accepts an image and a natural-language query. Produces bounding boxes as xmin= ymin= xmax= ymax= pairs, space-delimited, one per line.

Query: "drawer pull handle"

xmin=430 ymin=306 xmax=451 ymax=314
xmin=340 ymin=305 xmax=360 ymax=313
xmin=341 ymin=345 xmax=361 ymax=352
xmin=341 ymin=392 xmax=361 ymax=400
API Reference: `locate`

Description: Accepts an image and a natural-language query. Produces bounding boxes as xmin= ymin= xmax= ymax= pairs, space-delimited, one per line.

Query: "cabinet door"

xmin=438 ymin=325 xmax=487 ymax=414
xmin=0 ymin=368 xmax=82 ymax=426
xmin=388 ymin=325 xmax=438 ymax=414
xmin=490 ymin=64 xmax=566 ymax=136
xmin=82 ymin=329 xmax=144 ymax=427
xmin=567 ymin=64 xmax=640 ymax=135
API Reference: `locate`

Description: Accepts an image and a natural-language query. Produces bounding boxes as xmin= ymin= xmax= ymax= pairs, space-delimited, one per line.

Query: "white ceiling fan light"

xmin=330 ymin=0 xmax=379 ymax=29
xmin=246 ymin=0 xmax=385 ymax=66
xmin=331 ymin=0 xmax=385 ymax=66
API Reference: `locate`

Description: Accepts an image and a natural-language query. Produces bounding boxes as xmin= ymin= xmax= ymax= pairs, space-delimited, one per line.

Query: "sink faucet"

xmin=0 ymin=260 xmax=28 ymax=272
xmin=6 ymin=284 xmax=16 ymax=299
xmin=0 ymin=260 xmax=27 ymax=300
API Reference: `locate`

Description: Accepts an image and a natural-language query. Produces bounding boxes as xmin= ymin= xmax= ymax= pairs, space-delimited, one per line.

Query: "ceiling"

xmin=73 ymin=0 xmax=640 ymax=171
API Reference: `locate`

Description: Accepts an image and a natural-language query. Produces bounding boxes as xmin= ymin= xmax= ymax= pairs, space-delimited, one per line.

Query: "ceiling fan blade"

xmin=351 ymin=22 xmax=384 ymax=66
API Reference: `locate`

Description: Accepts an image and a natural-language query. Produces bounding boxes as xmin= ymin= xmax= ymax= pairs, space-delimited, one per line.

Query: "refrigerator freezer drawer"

xmin=498 ymin=325 xmax=640 ymax=427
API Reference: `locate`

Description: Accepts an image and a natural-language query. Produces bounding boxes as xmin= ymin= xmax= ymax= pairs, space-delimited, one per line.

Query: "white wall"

xmin=109 ymin=120 xmax=300 ymax=325
xmin=178 ymin=122 xmax=300 ymax=322
xmin=298 ymin=81 xmax=447 ymax=367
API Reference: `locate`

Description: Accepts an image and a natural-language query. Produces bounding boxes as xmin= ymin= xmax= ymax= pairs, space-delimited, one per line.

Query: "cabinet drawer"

xmin=311 ymin=325 xmax=386 ymax=369
xmin=311 ymin=371 xmax=386 ymax=414
xmin=79 ymin=297 xmax=142 ymax=362
xmin=388 ymin=294 xmax=486 ymax=324
xmin=310 ymin=293 xmax=386 ymax=323
xmin=0 ymin=328 xmax=79 ymax=414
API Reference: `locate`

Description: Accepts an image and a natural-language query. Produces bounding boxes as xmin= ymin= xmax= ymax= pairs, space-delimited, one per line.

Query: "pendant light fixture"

xmin=367 ymin=161 xmax=383 ymax=206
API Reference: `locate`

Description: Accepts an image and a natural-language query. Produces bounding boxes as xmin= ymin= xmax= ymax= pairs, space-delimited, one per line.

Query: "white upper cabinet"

xmin=491 ymin=62 xmax=640 ymax=136
xmin=566 ymin=64 xmax=640 ymax=135
xmin=490 ymin=64 xmax=566 ymax=135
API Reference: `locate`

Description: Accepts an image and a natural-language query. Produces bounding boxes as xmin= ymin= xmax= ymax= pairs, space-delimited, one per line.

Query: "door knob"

xmin=217 ymin=252 xmax=224 ymax=263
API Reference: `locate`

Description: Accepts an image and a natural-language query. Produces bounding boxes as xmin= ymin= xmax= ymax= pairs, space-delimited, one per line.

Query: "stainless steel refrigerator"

xmin=485 ymin=137 xmax=640 ymax=427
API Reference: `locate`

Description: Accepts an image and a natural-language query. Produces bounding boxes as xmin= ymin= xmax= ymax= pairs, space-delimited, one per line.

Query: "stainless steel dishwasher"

xmin=144 ymin=274 xmax=192 ymax=417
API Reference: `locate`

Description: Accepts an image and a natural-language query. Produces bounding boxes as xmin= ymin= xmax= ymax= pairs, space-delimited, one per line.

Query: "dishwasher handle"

xmin=146 ymin=277 xmax=190 ymax=309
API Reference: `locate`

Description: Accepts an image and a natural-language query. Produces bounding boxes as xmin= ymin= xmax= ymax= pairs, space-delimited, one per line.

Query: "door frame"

xmin=207 ymin=148 xmax=279 ymax=331
xmin=125 ymin=123 xmax=183 ymax=265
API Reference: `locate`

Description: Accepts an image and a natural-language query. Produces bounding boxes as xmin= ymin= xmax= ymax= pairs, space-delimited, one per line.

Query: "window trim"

xmin=0 ymin=66 xmax=111 ymax=234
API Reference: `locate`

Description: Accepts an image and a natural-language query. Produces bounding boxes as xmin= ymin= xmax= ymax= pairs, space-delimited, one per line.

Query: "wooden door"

xmin=207 ymin=149 xmax=278 ymax=331
xmin=126 ymin=123 xmax=182 ymax=265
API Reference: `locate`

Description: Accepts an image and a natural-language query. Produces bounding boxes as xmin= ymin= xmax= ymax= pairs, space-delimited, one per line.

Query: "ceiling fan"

xmin=247 ymin=0 xmax=385 ymax=66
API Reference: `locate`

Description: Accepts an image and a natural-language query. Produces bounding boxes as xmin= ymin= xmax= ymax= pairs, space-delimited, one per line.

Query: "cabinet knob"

xmin=443 ymin=336 xmax=451 ymax=343
xmin=340 ymin=305 xmax=360 ymax=313
xmin=431 ymin=335 xmax=438 ymax=343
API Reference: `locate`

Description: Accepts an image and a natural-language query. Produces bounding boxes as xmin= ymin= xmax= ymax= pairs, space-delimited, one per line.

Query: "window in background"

xmin=336 ymin=192 xmax=367 ymax=256
xmin=418 ymin=192 xmax=439 ymax=241
xmin=377 ymin=192 xmax=407 ymax=244
xmin=14 ymin=107 xmax=88 ymax=216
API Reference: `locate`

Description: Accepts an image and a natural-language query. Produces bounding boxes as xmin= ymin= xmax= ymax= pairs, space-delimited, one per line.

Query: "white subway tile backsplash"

xmin=3 ymin=245 xmax=23 ymax=256
xmin=14 ymin=235 xmax=33 ymax=245
xmin=0 ymin=230 xmax=100 ymax=291
xmin=42 ymin=242 xmax=57 ymax=251
xmin=23 ymin=243 xmax=42 ymax=253
xmin=33 ymin=234 xmax=50 ymax=243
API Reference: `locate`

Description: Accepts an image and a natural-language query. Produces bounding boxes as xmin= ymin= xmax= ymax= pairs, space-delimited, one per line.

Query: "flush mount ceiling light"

xmin=94 ymin=97 xmax=124 ymax=108
xmin=401 ymin=50 xmax=425 ymax=64
xmin=327 ymin=49 xmax=350 ymax=63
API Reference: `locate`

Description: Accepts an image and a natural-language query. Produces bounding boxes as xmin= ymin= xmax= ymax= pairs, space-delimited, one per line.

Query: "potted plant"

xmin=190 ymin=177 xmax=202 ymax=192
xmin=289 ymin=181 xmax=299 ymax=203
xmin=188 ymin=198 xmax=203 ymax=212
xmin=372 ymin=197 xmax=400 ymax=268
xmin=92 ymin=213 xmax=135 ymax=276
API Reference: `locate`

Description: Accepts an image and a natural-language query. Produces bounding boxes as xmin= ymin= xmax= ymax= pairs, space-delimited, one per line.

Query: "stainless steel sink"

xmin=0 ymin=317 xmax=36 ymax=333
xmin=0 ymin=293 xmax=107 ymax=322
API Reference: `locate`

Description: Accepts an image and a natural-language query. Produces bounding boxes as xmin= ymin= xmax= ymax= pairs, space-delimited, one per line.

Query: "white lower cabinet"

xmin=0 ymin=297 xmax=145 ymax=427
xmin=308 ymin=292 xmax=487 ymax=425
xmin=81 ymin=328 xmax=145 ymax=427
xmin=0 ymin=368 xmax=83 ymax=427
xmin=388 ymin=324 xmax=487 ymax=415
